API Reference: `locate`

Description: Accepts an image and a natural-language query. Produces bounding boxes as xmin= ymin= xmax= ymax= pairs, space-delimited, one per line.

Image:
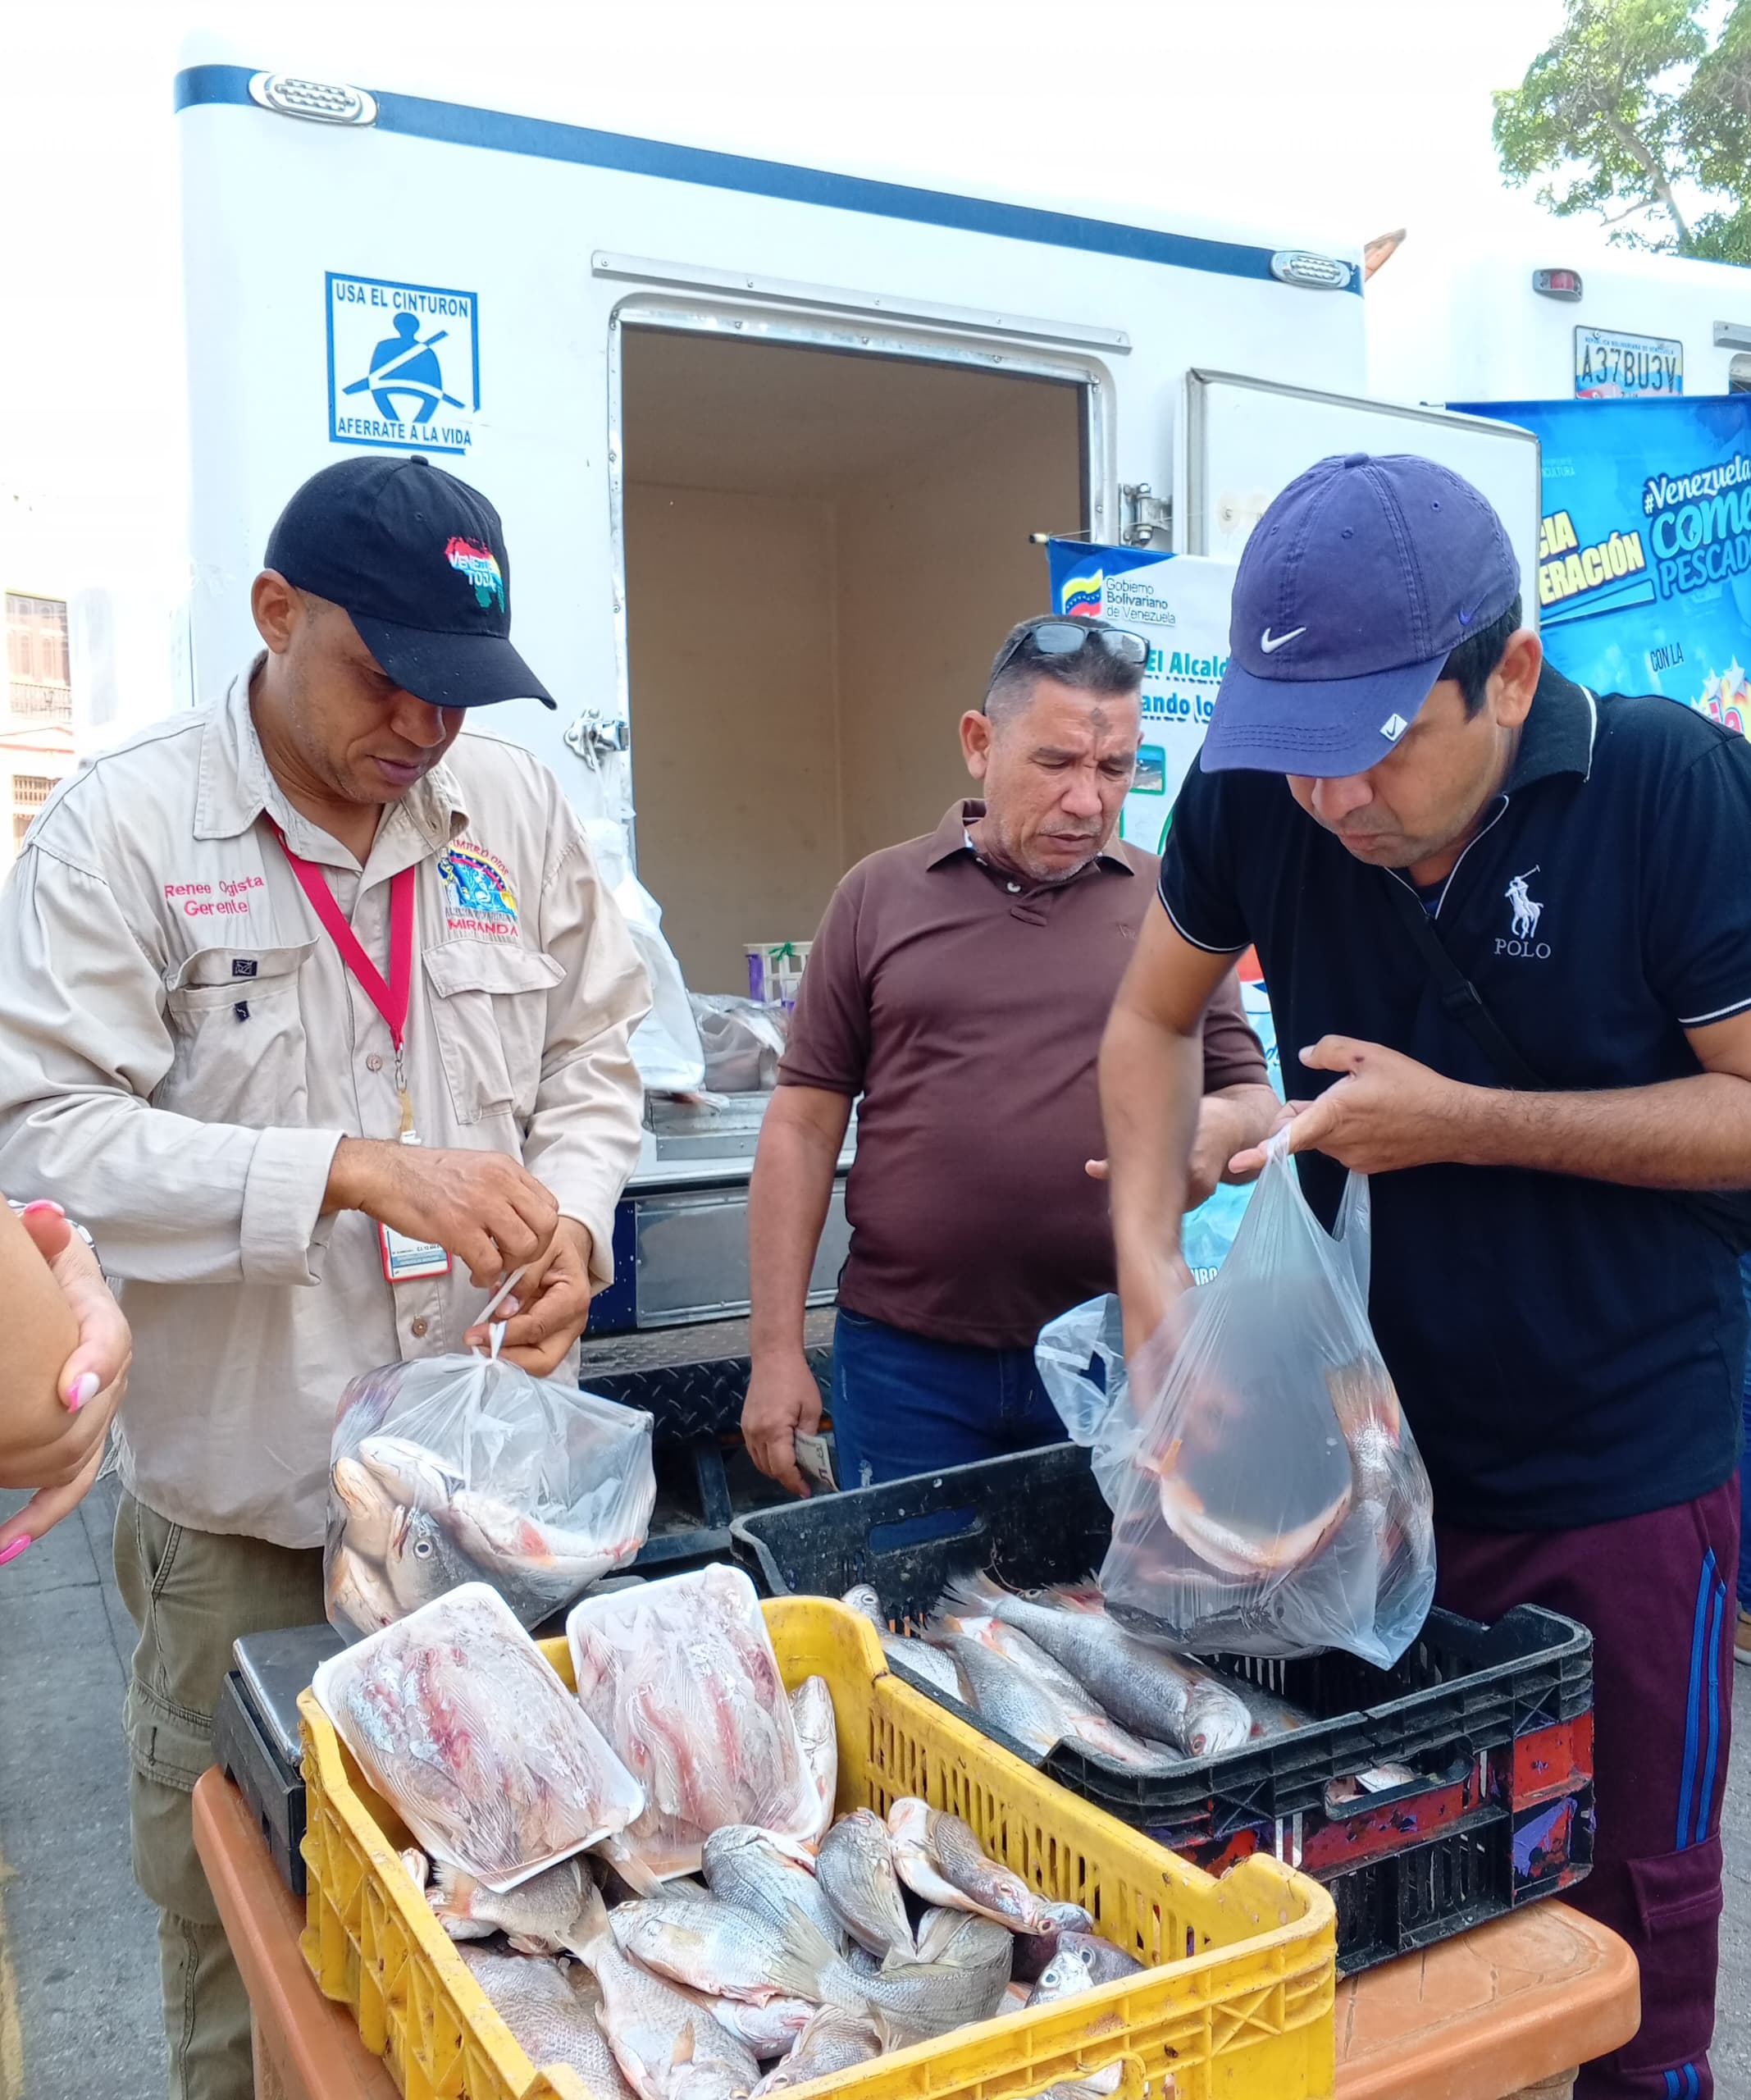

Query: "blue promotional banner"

xmin=1449 ymin=395 xmax=1751 ymax=732
xmin=1046 ymin=540 xmax=1238 ymax=851
xmin=1042 ymin=541 xmax=1278 ymax=1279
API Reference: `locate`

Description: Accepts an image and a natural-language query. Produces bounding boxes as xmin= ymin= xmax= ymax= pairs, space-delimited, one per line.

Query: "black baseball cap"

xmin=262 ymin=456 xmax=556 ymax=710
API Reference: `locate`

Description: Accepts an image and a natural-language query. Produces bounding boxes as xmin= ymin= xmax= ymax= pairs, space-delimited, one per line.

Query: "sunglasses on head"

xmin=988 ymin=617 xmax=1150 ymax=691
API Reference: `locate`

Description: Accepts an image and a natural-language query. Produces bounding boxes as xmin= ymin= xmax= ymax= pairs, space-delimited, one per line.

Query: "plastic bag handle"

xmin=1263 ymin=1125 xmax=1293 ymax=1166
xmin=469 ymin=1264 xmax=527 ymax=1360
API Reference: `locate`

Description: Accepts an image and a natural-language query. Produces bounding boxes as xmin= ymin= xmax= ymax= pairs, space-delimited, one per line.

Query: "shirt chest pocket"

xmin=158 ymin=941 xmax=319 ymax=1126
xmin=423 ymin=941 xmax=567 ymax=1126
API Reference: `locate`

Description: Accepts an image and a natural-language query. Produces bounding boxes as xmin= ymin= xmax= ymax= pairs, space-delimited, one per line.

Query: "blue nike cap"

xmin=1199 ymin=452 xmax=1521 ymax=778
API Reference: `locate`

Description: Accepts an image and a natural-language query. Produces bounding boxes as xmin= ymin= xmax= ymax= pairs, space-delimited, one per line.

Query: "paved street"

xmin=1 ymin=1474 xmax=1748 ymax=2098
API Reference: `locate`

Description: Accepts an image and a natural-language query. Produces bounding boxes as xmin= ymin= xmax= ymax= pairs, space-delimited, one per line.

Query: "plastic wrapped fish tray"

xmin=729 ymin=1443 xmax=1594 ymax=1974
xmin=300 ymin=1594 xmax=1337 ymax=2100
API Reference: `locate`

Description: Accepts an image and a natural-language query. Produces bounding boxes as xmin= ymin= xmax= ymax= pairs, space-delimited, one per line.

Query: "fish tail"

xmin=940 ymin=1573 xmax=1006 ymax=1618
xmin=429 ymin=1859 xmax=479 ymax=1915
xmin=772 ymin=1907 xmax=839 ymax=2000
xmin=594 ymin=1832 xmax=663 ymax=1897
xmin=1035 ymin=1583 xmax=1106 ymax=1616
xmin=568 ymin=1876 xmax=613 ymax=1962
xmin=920 ymin=1611 xmax=986 ymax=1648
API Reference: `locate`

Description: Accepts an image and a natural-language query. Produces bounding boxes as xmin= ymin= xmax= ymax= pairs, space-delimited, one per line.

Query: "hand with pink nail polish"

xmin=0 ymin=1194 xmax=132 ymax=1558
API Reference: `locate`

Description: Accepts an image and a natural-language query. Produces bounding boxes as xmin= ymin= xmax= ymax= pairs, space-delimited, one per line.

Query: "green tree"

xmin=1494 ymin=0 xmax=1751 ymax=262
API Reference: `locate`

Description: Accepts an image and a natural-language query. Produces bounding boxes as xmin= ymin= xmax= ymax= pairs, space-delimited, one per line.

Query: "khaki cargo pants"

xmin=115 ymin=1491 xmax=325 ymax=2100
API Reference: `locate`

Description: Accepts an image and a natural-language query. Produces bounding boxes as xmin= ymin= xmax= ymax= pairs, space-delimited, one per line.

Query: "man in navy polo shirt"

xmin=1101 ymin=453 xmax=1751 ymax=2100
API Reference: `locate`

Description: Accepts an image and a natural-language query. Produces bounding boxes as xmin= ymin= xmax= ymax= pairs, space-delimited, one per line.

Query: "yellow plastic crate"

xmin=300 ymin=1596 xmax=1336 ymax=2100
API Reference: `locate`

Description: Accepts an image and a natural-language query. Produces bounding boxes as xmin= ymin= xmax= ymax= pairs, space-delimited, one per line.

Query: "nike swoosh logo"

xmin=1260 ymin=626 xmax=1307 ymax=654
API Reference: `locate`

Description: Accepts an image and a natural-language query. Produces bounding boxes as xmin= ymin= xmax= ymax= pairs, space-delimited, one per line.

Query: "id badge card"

xmin=378 ymin=1121 xmax=450 ymax=1281
xmin=380 ymin=1221 xmax=451 ymax=1282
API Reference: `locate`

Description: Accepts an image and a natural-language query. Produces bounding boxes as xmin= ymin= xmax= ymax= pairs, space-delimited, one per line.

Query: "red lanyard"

xmin=271 ymin=825 xmax=417 ymax=1120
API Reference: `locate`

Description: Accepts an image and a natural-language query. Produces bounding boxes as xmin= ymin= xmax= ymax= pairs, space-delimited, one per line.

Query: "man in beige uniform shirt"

xmin=0 ymin=456 xmax=649 ymax=2100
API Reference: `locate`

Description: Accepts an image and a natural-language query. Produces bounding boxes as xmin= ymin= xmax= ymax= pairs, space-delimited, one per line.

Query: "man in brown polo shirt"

xmin=741 ymin=614 xmax=1275 ymax=1495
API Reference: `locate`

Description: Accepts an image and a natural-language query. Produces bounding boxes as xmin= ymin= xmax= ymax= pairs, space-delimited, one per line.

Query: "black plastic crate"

xmin=729 ymin=1442 xmax=1594 ymax=1971
xmin=1324 ymin=1784 xmax=1594 ymax=1974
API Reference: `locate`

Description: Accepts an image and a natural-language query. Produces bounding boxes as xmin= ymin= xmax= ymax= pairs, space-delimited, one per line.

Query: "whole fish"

xmin=457 ymin=1946 xmax=635 ymax=2100
xmin=941 ymin=1616 xmax=1182 ymax=1774
xmin=327 ymin=1544 xmax=401 ymax=1638
xmin=1025 ymin=1934 xmax=1144 ymax=2007
xmin=701 ymin=1827 xmax=845 ymax=1952
xmin=945 ymin=1577 xmax=1252 ymax=1757
xmin=887 ymin=1799 xmax=1090 ymax=1937
xmin=788 ymin=1677 xmax=837 ymax=1842
xmin=1150 ymin=1450 xmax=1351 ymax=1578
xmin=839 ymin=1586 xmax=967 ymax=1701
xmin=814 ymin=1809 xmax=914 ymax=1960
xmin=749 ymin=2006 xmax=883 ymax=2096
xmin=357 ymin=1433 xmax=465 ymax=1513
xmin=923 ymin=1628 xmax=1072 ymax=1759
xmin=428 ymin=1856 xmax=591 ymax=1955
xmin=331 ymin=1454 xmax=400 ymax=1561
xmin=572 ymin=1882 xmax=761 ymax=2100
xmin=607 ymin=1891 xmax=825 ymax=2006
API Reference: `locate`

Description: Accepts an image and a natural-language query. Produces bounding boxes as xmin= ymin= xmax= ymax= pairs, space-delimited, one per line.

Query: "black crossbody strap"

xmin=1380 ymin=870 xmax=1751 ymax=1250
xmin=1379 ymin=876 xmax=1548 ymax=1090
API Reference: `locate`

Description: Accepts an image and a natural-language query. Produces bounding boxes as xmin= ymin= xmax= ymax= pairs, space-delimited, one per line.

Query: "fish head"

xmin=1033 ymin=1945 xmax=1097 ymax=2001
xmin=841 ymin=1584 xmax=884 ymax=1625
xmin=383 ymin=1504 xmax=477 ymax=1614
xmin=1183 ymin=1684 xmax=1255 ymax=1759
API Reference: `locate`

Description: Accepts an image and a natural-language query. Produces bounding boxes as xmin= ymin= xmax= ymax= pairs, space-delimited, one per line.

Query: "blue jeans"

xmin=828 ymin=1307 xmax=1067 ymax=1491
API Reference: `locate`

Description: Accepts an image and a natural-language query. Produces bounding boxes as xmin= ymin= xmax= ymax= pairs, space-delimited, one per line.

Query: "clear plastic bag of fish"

xmin=1098 ymin=1134 xmax=1436 ymax=1668
xmin=567 ymin=1566 xmax=817 ymax=1879
xmin=325 ymin=1352 xmax=656 ymax=1639
xmin=312 ymin=1583 xmax=645 ymax=1890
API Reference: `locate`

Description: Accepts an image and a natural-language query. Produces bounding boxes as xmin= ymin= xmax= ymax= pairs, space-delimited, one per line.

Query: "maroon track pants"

xmin=1435 ymin=1477 xmax=1738 ymax=2100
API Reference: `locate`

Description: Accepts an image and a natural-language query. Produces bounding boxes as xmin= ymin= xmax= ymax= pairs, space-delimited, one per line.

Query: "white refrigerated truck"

xmin=171 ymin=46 xmax=1542 ymax=1530
xmin=1368 ymin=232 xmax=1751 ymax=407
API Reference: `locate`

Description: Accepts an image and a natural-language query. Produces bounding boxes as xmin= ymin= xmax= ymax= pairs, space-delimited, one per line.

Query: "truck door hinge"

xmin=564 ymin=710 xmax=632 ymax=769
xmin=1119 ymin=484 xmax=1173 ymax=548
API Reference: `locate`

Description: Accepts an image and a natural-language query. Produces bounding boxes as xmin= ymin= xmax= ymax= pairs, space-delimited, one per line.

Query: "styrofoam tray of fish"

xmin=312 ymin=1583 xmax=645 ymax=1891
xmin=567 ymin=1565 xmax=824 ymax=1879
xmin=299 ymin=1593 xmax=1338 ymax=2100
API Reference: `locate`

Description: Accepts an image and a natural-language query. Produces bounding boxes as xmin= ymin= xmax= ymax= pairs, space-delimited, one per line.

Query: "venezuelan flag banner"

xmin=1044 ymin=540 xmax=1238 ymax=852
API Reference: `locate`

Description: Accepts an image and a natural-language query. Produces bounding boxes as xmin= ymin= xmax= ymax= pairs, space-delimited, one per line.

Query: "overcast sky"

xmin=2 ymin=0 xmax=1575 ymax=600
